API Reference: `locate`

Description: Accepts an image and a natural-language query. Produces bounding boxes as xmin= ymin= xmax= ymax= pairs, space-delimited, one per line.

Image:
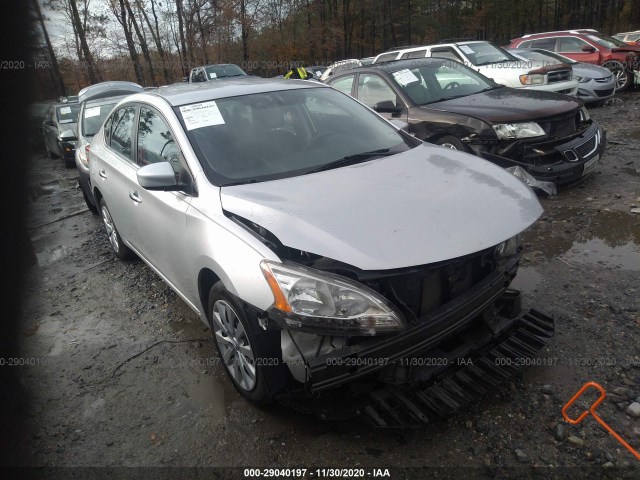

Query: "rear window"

xmin=82 ymin=102 xmax=116 ymax=137
xmin=56 ymin=104 xmax=80 ymax=124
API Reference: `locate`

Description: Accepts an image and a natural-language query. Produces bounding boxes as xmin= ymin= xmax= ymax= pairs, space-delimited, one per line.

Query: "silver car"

xmin=510 ymin=48 xmax=616 ymax=103
xmin=89 ymin=78 xmax=553 ymax=425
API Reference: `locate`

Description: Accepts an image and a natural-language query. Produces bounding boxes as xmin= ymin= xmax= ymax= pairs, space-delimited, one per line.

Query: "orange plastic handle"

xmin=562 ymin=381 xmax=640 ymax=461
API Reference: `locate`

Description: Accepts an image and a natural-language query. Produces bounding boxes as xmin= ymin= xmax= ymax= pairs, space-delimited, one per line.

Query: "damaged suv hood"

xmin=220 ymin=144 xmax=542 ymax=270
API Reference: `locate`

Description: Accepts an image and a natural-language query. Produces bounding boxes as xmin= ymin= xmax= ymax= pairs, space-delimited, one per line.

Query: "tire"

xmin=82 ymin=186 xmax=98 ymax=215
xmin=602 ymin=60 xmax=632 ymax=92
xmin=208 ymin=283 xmax=271 ymax=405
xmin=435 ymin=135 xmax=468 ymax=151
xmin=99 ymin=198 xmax=134 ymax=260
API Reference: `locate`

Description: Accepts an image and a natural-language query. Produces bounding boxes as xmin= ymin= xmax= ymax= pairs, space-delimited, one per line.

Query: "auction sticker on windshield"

xmin=393 ymin=69 xmax=420 ymax=86
xmin=85 ymin=106 xmax=101 ymax=118
xmin=179 ymin=101 xmax=225 ymax=130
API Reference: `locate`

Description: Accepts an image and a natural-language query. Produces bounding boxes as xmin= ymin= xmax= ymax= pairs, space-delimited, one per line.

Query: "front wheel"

xmin=435 ymin=135 xmax=467 ymax=151
xmin=208 ymin=283 xmax=271 ymax=405
xmin=100 ymin=198 xmax=134 ymax=260
xmin=602 ymin=61 xmax=632 ymax=92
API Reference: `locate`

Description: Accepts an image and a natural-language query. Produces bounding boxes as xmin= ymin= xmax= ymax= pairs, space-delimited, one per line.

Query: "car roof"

xmin=332 ymin=58 xmax=455 ymax=76
xmin=138 ymin=76 xmax=329 ymax=107
xmin=517 ymin=29 xmax=599 ymax=39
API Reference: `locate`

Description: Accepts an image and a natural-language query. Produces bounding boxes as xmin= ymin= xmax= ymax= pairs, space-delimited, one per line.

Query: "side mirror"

xmin=137 ymin=162 xmax=179 ymax=191
xmin=374 ymin=100 xmax=402 ymax=114
xmin=581 ymin=45 xmax=596 ymax=53
xmin=59 ymin=129 xmax=77 ymax=142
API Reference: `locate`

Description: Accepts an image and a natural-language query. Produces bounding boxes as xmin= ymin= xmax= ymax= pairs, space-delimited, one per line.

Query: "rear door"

xmin=95 ymin=105 xmax=140 ymax=250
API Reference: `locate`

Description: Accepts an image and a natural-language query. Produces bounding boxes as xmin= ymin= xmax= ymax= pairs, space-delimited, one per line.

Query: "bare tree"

xmin=33 ymin=0 xmax=66 ymax=95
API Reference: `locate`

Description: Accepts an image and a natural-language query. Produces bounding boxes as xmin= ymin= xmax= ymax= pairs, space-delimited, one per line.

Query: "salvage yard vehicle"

xmin=42 ymin=101 xmax=81 ymax=167
xmin=509 ymin=29 xmax=640 ymax=91
xmin=371 ymin=41 xmax=579 ymax=95
xmin=508 ymin=48 xmax=616 ymax=104
xmin=75 ymin=81 xmax=144 ymax=214
xmin=328 ymin=58 xmax=606 ymax=187
xmin=189 ymin=63 xmax=247 ymax=83
xmin=89 ymin=78 xmax=554 ymax=426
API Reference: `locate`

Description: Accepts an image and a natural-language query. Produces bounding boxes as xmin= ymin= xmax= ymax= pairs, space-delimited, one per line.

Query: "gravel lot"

xmin=15 ymin=92 xmax=640 ymax=478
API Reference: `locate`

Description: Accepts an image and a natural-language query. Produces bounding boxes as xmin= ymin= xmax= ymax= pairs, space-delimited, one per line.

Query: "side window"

xmin=110 ymin=106 xmax=136 ymax=161
xmin=430 ymin=48 xmax=464 ymax=63
xmin=558 ymin=37 xmax=589 ymax=52
xmin=137 ymin=107 xmax=183 ymax=174
xmin=330 ymin=75 xmax=355 ymax=95
xmin=375 ymin=52 xmax=399 ymax=63
xmin=195 ymin=69 xmax=207 ymax=82
xmin=402 ymin=49 xmax=427 ymax=59
xmin=357 ymin=74 xmax=399 ymax=108
xmin=530 ymin=37 xmax=558 ymax=50
xmin=518 ymin=40 xmax=532 ymax=48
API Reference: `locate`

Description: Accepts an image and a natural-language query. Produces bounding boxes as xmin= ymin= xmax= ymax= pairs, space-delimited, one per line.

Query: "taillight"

xmin=85 ymin=144 xmax=90 ymax=163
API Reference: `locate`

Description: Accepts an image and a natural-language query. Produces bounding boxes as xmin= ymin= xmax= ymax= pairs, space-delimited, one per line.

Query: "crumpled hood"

xmin=423 ymin=87 xmax=581 ymax=124
xmin=220 ymin=144 xmax=543 ymax=270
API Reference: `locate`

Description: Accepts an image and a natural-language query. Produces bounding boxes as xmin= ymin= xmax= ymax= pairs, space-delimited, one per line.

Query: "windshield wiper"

xmin=305 ymin=149 xmax=392 ymax=174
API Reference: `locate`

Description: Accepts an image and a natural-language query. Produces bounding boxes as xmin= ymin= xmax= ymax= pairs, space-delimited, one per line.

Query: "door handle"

xmin=128 ymin=191 xmax=142 ymax=204
xmin=99 ymin=169 xmax=108 ymax=179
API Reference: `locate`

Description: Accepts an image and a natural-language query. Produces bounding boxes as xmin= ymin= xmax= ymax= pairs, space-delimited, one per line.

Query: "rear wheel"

xmin=435 ymin=135 xmax=467 ymax=151
xmin=208 ymin=283 xmax=271 ymax=405
xmin=602 ymin=60 xmax=632 ymax=91
xmin=100 ymin=198 xmax=134 ymax=260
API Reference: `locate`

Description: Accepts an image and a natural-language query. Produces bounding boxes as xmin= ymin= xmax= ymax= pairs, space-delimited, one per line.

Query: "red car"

xmin=509 ymin=29 xmax=640 ymax=91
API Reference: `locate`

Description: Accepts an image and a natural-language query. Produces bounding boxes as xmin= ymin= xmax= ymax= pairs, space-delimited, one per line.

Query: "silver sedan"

xmin=89 ymin=77 xmax=551 ymax=423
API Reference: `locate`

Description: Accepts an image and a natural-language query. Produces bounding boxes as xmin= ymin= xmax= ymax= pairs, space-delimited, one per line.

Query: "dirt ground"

xmin=14 ymin=91 xmax=640 ymax=478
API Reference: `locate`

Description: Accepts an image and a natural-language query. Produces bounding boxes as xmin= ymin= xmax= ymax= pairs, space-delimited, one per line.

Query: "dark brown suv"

xmin=509 ymin=29 xmax=640 ymax=91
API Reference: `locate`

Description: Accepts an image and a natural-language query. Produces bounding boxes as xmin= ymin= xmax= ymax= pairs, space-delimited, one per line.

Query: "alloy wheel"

xmin=101 ymin=205 xmax=119 ymax=253
xmin=212 ymin=300 xmax=256 ymax=391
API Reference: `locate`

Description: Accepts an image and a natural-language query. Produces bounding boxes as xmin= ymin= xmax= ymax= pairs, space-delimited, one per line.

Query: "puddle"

xmin=524 ymin=209 xmax=640 ymax=271
xmin=35 ymin=244 xmax=74 ymax=267
xmin=29 ymin=177 xmax=78 ymax=200
xmin=174 ymin=374 xmax=235 ymax=422
xmin=511 ymin=266 xmax=543 ymax=295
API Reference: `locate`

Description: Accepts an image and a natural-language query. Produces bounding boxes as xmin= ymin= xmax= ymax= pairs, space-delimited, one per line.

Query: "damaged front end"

xmin=230 ymin=214 xmax=554 ymax=427
xmin=469 ymin=110 xmax=606 ymax=189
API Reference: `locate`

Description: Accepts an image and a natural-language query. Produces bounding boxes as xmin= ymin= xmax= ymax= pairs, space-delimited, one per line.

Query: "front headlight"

xmin=576 ymin=75 xmax=591 ymax=83
xmin=261 ymin=260 xmax=404 ymax=336
xmin=492 ymin=122 xmax=545 ymax=139
xmin=495 ymin=235 xmax=521 ymax=258
xmin=519 ymin=73 xmax=545 ymax=85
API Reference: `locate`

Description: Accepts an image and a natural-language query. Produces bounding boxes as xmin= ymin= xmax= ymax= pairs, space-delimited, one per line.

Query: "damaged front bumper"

xmin=259 ymin=256 xmax=554 ymax=426
xmin=475 ymin=122 xmax=606 ymax=188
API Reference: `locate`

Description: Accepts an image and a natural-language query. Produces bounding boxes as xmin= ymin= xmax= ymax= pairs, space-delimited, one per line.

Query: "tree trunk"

xmin=33 ymin=0 xmax=65 ymax=96
xmin=124 ymin=0 xmax=156 ymax=85
xmin=68 ymin=0 xmax=100 ymax=83
xmin=117 ymin=0 xmax=145 ymax=84
xmin=240 ymin=0 xmax=249 ymax=63
xmin=176 ymin=0 xmax=189 ymax=77
xmin=136 ymin=0 xmax=172 ymax=84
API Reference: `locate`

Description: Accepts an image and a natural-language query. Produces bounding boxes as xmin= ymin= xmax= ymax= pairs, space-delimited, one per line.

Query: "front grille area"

xmin=362 ymin=248 xmax=498 ymax=322
xmin=538 ymin=114 xmax=578 ymax=138
xmin=575 ymin=132 xmax=598 ymax=158
xmin=596 ymin=87 xmax=615 ymax=97
xmin=595 ymin=75 xmax=613 ymax=83
xmin=547 ymin=69 xmax=572 ymax=83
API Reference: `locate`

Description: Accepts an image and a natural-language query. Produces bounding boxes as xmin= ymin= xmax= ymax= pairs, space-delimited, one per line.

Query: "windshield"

xmin=204 ymin=64 xmax=246 ymax=79
xmin=82 ymin=102 xmax=116 ymax=137
xmin=390 ymin=60 xmax=497 ymax=105
xmin=515 ymin=49 xmax=576 ymax=65
xmin=179 ymin=87 xmax=416 ymax=185
xmin=56 ymin=104 xmax=80 ymax=124
xmin=586 ymin=34 xmax=627 ymax=48
xmin=460 ymin=43 xmax=518 ymax=65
